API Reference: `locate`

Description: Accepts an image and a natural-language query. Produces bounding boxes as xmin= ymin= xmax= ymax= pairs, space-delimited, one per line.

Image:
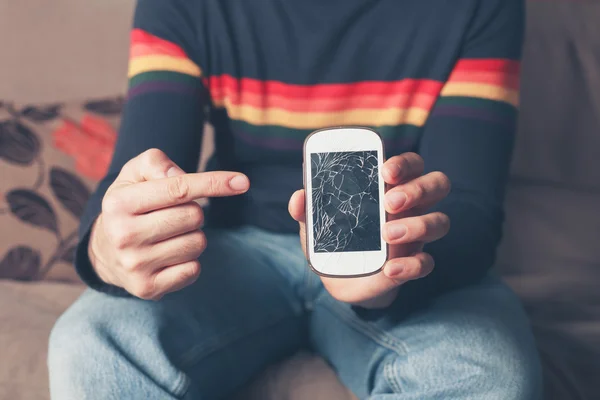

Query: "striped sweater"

xmin=77 ymin=0 xmax=525 ymax=308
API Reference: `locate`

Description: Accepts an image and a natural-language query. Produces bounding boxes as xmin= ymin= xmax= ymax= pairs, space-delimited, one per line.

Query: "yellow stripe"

xmin=441 ymin=83 xmax=519 ymax=107
xmin=220 ymin=99 xmax=429 ymax=129
xmin=128 ymin=55 xmax=202 ymax=78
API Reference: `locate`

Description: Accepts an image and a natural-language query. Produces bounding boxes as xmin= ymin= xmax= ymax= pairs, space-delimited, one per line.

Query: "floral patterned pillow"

xmin=0 ymin=97 xmax=122 ymax=282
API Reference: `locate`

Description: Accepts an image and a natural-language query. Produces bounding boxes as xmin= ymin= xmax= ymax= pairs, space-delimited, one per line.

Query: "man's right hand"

xmin=88 ymin=149 xmax=250 ymax=300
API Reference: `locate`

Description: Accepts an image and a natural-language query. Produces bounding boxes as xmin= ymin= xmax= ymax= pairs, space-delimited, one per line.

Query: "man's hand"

xmin=89 ymin=149 xmax=250 ymax=300
xmin=289 ymin=152 xmax=450 ymax=309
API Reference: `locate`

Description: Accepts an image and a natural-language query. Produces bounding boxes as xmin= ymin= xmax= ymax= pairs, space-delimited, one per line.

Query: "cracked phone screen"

xmin=311 ymin=151 xmax=381 ymax=253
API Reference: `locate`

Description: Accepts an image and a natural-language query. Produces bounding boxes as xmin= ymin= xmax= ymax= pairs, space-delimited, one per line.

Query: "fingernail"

xmin=386 ymin=192 xmax=407 ymax=210
xmin=229 ymin=175 xmax=250 ymax=191
xmin=386 ymin=262 xmax=404 ymax=277
xmin=386 ymin=224 xmax=407 ymax=240
xmin=167 ymin=166 xmax=184 ymax=177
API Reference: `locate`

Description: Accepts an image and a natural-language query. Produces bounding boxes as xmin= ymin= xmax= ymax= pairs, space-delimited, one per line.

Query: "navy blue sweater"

xmin=76 ymin=0 xmax=524 ymax=313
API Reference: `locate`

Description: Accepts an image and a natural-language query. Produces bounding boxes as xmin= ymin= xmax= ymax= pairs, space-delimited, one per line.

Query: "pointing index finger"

xmin=123 ymin=171 xmax=250 ymax=214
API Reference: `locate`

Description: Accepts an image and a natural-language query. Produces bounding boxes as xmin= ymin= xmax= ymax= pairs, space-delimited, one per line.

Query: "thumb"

xmin=289 ymin=189 xmax=306 ymax=223
xmin=289 ymin=190 xmax=307 ymax=255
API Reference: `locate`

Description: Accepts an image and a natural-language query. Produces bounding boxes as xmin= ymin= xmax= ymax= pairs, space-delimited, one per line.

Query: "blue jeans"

xmin=48 ymin=226 xmax=542 ymax=399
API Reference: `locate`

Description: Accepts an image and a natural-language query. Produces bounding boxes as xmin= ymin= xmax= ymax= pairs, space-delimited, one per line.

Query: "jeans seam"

xmin=384 ymin=360 xmax=403 ymax=394
xmin=171 ymin=371 xmax=190 ymax=399
xmin=319 ymin=296 xmax=408 ymax=356
xmin=303 ymin=268 xmax=316 ymax=311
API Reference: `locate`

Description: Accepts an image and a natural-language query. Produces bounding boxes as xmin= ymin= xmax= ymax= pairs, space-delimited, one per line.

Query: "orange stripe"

xmin=448 ymin=71 xmax=520 ymax=91
xmin=441 ymin=82 xmax=519 ymax=106
xmin=223 ymin=101 xmax=430 ymax=128
xmin=128 ymin=55 xmax=202 ymax=78
xmin=206 ymin=75 xmax=444 ymax=99
xmin=130 ymin=29 xmax=188 ymax=59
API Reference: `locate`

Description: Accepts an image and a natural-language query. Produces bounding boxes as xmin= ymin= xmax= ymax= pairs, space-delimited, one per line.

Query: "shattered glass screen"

xmin=311 ymin=151 xmax=381 ymax=253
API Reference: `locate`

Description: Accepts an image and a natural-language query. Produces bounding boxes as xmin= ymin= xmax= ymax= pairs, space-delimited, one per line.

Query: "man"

xmin=48 ymin=0 xmax=542 ymax=398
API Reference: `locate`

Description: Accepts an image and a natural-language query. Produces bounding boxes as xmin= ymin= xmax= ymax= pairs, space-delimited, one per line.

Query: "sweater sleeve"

xmin=385 ymin=0 xmax=525 ymax=317
xmin=75 ymin=0 xmax=208 ymax=296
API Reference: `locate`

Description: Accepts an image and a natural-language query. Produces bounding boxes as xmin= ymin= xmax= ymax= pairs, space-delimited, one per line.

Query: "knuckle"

xmin=187 ymin=203 xmax=204 ymax=228
xmin=142 ymin=148 xmax=167 ymax=165
xmin=190 ymin=230 xmax=208 ymax=254
xmin=102 ymin=192 xmax=124 ymax=214
xmin=121 ymin=157 xmax=138 ymax=175
xmin=107 ymin=220 xmax=135 ymax=249
xmin=167 ymin=175 xmax=190 ymax=201
xmin=138 ymin=149 xmax=173 ymax=179
xmin=178 ymin=230 xmax=207 ymax=259
xmin=130 ymin=278 xmax=156 ymax=300
xmin=119 ymin=251 xmax=144 ymax=272
xmin=433 ymin=171 xmax=451 ymax=193
xmin=408 ymin=258 xmax=424 ymax=277
xmin=414 ymin=153 xmax=425 ymax=167
xmin=397 ymin=156 xmax=412 ymax=177
xmin=407 ymin=152 xmax=422 ymax=163
xmin=205 ymin=174 xmax=221 ymax=196
xmin=420 ymin=253 xmax=435 ymax=275
xmin=411 ymin=181 xmax=426 ymax=201
xmin=112 ymin=229 xmax=136 ymax=250
xmin=437 ymin=212 xmax=451 ymax=233
xmin=406 ymin=152 xmax=424 ymax=171
xmin=179 ymin=261 xmax=201 ymax=283
xmin=408 ymin=254 xmax=424 ymax=274
xmin=412 ymin=218 xmax=429 ymax=238
xmin=104 ymin=217 xmax=136 ymax=248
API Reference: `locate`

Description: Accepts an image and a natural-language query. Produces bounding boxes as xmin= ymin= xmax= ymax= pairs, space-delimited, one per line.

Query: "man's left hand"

xmin=288 ymin=152 xmax=451 ymax=309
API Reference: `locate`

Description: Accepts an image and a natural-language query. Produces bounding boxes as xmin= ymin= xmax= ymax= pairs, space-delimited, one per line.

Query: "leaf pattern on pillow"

xmin=20 ymin=104 xmax=62 ymax=122
xmin=6 ymin=189 xmax=59 ymax=234
xmin=50 ymin=167 xmax=91 ymax=218
xmin=0 ymin=96 xmax=121 ymax=282
xmin=0 ymin=246 xmax=41 ymax=280
xmin=83 ymin=97 xmax=124 ymax=115
xmin=0 ymin=119 xmax=41 ymax=165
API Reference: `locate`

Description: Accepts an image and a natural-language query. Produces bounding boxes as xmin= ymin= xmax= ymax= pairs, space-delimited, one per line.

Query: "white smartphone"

xmin=303 ymin=127 xmax=388 ymax=278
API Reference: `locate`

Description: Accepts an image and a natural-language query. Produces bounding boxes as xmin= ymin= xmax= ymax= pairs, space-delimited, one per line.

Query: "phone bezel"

xmin=303 ymin=126 xmax=388 ymax=278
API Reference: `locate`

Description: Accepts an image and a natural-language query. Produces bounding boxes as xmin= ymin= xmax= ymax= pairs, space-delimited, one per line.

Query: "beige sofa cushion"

xmin=0 ymin=281 xmax=83 ymax=400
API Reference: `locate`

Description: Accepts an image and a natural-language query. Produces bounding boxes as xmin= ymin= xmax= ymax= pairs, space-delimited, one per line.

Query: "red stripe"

xmin=130 ymin=29 xmax=188 ymax=58
xmin=206 ymin=75 xmax=444 ymax=99
xmin=452 ymin=59 xmax=520 ymax=75
xmin=213 ymin=91 xmax=438 ymax=112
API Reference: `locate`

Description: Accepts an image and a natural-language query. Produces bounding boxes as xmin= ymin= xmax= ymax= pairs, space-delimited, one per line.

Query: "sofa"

xmin=1 ymin=1 xmax=598 ymax=399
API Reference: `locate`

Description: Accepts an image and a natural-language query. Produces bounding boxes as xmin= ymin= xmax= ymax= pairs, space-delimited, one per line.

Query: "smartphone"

xmin=303 ymin=127 xmax=388 ymax=278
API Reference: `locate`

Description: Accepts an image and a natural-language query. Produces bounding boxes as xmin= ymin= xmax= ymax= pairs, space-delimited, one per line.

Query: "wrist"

xmin=88 ymin=215 xmax=112 ymax=285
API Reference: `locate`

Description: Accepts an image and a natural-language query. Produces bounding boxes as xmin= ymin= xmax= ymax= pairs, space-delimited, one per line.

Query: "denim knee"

xmin=385 ymin=312 xmax=543 ymax=399
xmin=47 ymin=292 xmax=192 ymax=399
xmin=47 ymin=302 xmax=105 ymax=397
